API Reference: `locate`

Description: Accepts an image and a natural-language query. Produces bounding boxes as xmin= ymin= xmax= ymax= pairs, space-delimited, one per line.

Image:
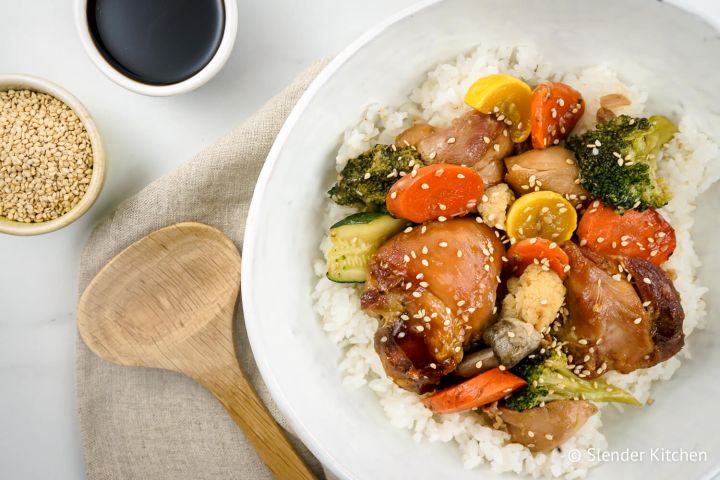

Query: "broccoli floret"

xmin=568 ymin=115 xmax=677 ymax=211
xmin=504 ymin=349 xmax=640 ymax=411
xmin=328 ymin=144 xmax=424 ymax=211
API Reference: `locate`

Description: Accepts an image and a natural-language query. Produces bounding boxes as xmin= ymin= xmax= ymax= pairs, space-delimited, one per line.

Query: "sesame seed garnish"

xmin=434 ymin=168 xmax=444 ymax=177
xmin=380 ymin=336 xmax=388 ymax=343
xmin=439 ymin=241 xmax=448 ymax=248
xmin=438 ymin=203 xmax=447 ymax=211
xmin=390 ymin=191 xmax=397 ymax=199
xmin=421 ymin=183 xmax=429 ymax=190
xmin=456 ymin=249 xmax=463 ymax=258
xmin=429 ymin=151 xmax=437 ymax=160
xmin=498 ymin=365 xmax=506 ymax=371
xmin=529 ymin=238 xmax=538 ymax=245
xmin=412 ymin=291 xmax=422 ymax=298
xmin=447 ymin=137 xmax=456 ymax=144
xmin=457 ymin=173 xmax=465 ymax=179
xmin=438 ymin=216 xmax=447 ymax=222
xmin=416 ymin=325 xmax=424 ymax=332
xmin=403 ymin=254 xmax=410 ymax=263
xmin=580 ymin=239 xmax=588 ymax=246
xmin=634 ymin=317 xmax=642 ymax=324
xmin=419 ymin=281 xmax=429 ymax=288
xmin=421 ymin=259 xmax=429 ymax=267
xmin=596 ymin=237 xmax=605 ymax=243
xmin=643 ymin=277 xmax=652 ymax=285
xmin=493 ymin=144 xmax=500 ymax=152
xmin=507 ymin=331 xmax=516 ymax=338
xmin=421 ymin=225 xmax=427 ymax=234
xmin=592 ymin=147 xmax=599 ymax=155
xmin=404 ymin=226 xmax=413 ymax=233
xmin=643 ymin=300 xmax=651 ymax=307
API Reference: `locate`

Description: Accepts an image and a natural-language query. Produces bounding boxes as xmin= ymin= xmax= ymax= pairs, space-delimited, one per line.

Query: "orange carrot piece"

xmin=422 ymin=368 xmax=526 ymax=414
xmin=577 ymin=201 xmax=676 ymax=266
xmin=530 ymin=82 xmax=584 ymax=149
xmin=386 ymin=164 xmax=484 ymax=223
xmin=506 ymin=238 xmax=570 ymax=279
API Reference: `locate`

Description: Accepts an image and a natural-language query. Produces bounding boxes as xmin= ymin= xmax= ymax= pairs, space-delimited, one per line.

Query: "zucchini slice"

xmin=326 ymin=212 xmax=408 ymax=283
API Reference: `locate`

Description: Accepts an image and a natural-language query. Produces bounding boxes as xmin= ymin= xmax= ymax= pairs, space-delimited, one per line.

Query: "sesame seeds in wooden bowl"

xmin=0 ymin=74 xmax=105 ymax=236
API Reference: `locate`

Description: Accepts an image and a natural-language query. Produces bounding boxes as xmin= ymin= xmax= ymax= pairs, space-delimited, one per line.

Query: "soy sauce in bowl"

xmin=87 ymin=0 xmax=225 ymax=86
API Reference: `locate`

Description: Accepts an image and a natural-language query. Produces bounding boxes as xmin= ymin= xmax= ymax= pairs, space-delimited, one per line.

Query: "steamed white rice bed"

xmin=313 ymin=45 xmax=720 ymax=479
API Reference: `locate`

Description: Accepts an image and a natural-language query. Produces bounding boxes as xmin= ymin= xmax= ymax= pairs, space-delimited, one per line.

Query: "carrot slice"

xmin=422 ymin=368 xmax=526 ymax=414
xmin=530 ymin=82 xmax=585 ymax=149
xmin=386 ymin=164 xmax=484 ymax=223
xmin=506 ymin=238 xmax=570 ymax=279
xmin=577 ymin=200 xmax=676 ymax=266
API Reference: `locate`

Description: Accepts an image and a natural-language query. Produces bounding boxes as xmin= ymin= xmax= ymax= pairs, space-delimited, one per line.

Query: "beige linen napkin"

xmin=76 ymin=61 xmax=330 ymax=480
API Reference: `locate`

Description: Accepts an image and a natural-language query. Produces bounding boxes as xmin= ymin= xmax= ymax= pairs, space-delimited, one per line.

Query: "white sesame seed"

xmin=447 ymin=137 xmax=456 ymax=144
xmin=429 ymin=151 xmax=437 ymax=160
xmin=493 ymin=143 xmax=500 ymax=152
xmin=412 ymin=291 xmax=422 ymax=298
xmin=421 ymin=183 xmax=430 ymax=190
xmin=363 ymin=172 xmax=371 ymax=180
xmin=439 ymin=241 xmax=448 ymax=248
xmin=634 ymin=317 xmax=642 ymax=324
xmin=403 ymin=254 xmax=410 ymax=263
xmin=421 ymin=259 xmax=430 ymax=267
xmin=438 ymin=216 xmax=447 ymax=222
xmin=456 ymin=249 xmax=463 ymax=258
xmin=438 ymin=203 xmax=447 ymax=211
xmin=404 ymin=226 xmax=413 ymax=233
xmin=416 ymin=325 xmax=424 ymax=332
xmin=390 ymin=191 xmax=397 ymax=199
xmin=643 ymin=277 xmax=652 ymax=285
xmin=457 ymin=173 xmax=465 ymax=179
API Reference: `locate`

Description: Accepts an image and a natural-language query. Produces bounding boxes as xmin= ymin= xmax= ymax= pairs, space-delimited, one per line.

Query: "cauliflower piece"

xmin=477 ymin=183 xmax=515 ymax=230
xmin=501 ymin=264 xmax=565 ymax=332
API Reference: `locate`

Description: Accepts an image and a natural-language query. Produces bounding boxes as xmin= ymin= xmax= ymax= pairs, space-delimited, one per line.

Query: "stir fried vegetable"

xmin=506 ymin=238 xmax=570 ymax=279
xmin=386 ymin=164 xmax=484 ymax=223
xmin=328 ymin=144 xmax=424 ymax=211
xmin=577 ymin=201 xmax=676 ymax=265
xmin=504 ymin=349 xmax=640 ymax=412
xmin=530 ymin=82 xmax=585 ymax=149
xmin=422 ymin=368 xmax=526 ymax=414
xmin=464 ymin=74 xmax=532 ymax=142
xmin=505 ymin=191 xmax=577 ymax=242
xmin=568 ymin=115 xmax=677 ymax=211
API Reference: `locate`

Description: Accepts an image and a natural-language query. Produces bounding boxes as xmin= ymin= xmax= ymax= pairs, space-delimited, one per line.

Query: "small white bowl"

xmin=0 ymin=74 xmax=106 ymax=236
xmin=74 ymin=0 xmax=238 ymax=96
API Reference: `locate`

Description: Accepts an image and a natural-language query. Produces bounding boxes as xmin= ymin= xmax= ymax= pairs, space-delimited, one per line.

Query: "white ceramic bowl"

xmin=74 ymin=0 xmax=238 ymax=96
xmin=242 ymin=1 xmax=720 ymax=478
xmin=0 ymin=74 xmax=106 ymax=236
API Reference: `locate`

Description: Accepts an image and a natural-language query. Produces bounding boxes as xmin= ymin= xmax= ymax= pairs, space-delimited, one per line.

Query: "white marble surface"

xmin=0 ymin=1 xmax=718 ymax=479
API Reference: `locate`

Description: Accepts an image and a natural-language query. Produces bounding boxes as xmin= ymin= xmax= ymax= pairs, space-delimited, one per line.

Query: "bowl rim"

xmin=0 ymin=74 xmax=106 ymax=236
xmin=73 ymin=0 xmax=238 ymax=97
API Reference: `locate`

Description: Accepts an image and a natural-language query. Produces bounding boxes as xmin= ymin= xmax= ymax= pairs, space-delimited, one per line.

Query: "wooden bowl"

xmin=0 ymin=74 xmax=106 ymax=236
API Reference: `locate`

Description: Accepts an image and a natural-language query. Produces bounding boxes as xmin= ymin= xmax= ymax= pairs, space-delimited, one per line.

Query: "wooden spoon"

xmin=77 ymin=222 xmax=315 ymax=480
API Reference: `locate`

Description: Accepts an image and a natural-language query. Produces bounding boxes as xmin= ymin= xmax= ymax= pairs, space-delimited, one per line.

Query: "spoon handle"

xmin=198 ymin=363 xmax=316 ymax=480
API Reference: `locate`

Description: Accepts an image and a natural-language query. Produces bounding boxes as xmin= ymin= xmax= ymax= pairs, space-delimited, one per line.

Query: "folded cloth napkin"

xmin=76 ymin=61 xmax=331 ymax=480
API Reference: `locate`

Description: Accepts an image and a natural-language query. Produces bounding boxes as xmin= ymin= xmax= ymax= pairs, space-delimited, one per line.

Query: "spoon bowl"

xmin=78 ymin=222 xmax=314 ymax=480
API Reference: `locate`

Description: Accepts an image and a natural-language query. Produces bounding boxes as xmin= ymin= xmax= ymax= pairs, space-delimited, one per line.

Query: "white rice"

xmin=312 ymin=45 xmax=720 ymax=478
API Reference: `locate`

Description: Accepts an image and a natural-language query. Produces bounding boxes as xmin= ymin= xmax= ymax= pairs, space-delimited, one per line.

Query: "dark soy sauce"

xmin=87 ymin=0 xmax=225 ymax=85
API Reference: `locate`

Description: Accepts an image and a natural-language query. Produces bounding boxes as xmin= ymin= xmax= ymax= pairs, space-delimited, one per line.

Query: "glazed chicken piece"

xmin=504 ymin=146 xmax=589 ymax=209
xmin=559 ymin=242 xmax=684 ymax=378
xmin=484 ymin=400 xmax=598 ymax=452
xmin=361 ymin=218 xmax=504 ymax=393
xmin=394 ymin=110 xmax=513 ymax=187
